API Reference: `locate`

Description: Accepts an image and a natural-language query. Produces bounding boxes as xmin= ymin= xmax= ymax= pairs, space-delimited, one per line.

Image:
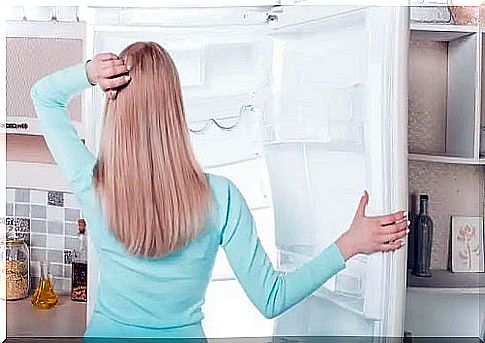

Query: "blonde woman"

xmin=32 ymin=42 xmax=409 ymax=339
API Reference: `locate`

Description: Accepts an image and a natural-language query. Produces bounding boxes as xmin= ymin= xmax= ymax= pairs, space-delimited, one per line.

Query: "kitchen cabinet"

xmin=408 ymin=23 xmax=481 ymax=163
xmin=6 ymin=19 xmax=89 ymax=188
xmin=6 ymin=21 xmax=86 ymax=139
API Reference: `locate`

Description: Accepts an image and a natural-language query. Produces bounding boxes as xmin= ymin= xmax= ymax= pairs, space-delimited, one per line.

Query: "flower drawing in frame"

xmin=451 ymin=217 xmax=484 ymax=273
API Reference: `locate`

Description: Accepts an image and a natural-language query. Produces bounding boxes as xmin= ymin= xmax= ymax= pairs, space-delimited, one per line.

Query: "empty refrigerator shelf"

xmin=312 ymin=286 xmax=366 ymax=318
xmin=202 ymin=154 xmax=261 ymax=170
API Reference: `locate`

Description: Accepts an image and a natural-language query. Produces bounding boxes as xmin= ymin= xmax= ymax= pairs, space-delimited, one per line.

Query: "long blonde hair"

xmin=93 ymin=42 xmax=211 ymax=257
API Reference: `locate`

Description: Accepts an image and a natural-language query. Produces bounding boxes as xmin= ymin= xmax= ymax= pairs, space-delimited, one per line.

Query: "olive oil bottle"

xmin=31 ymin=262 xmax=58 ymax=309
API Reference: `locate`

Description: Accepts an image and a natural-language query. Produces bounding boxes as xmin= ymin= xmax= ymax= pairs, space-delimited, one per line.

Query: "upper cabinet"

xmin=6 ymin=20 xmax=86 ymax=138
xmin=409 ymin=23 xmax=480 ymax=163
xmin=408 ymin=6 xmax=482 ymax=164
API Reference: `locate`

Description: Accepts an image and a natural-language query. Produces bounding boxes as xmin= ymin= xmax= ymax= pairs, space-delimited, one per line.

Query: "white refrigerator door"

xmin=264 ymin=6 xmax=409 ymax=338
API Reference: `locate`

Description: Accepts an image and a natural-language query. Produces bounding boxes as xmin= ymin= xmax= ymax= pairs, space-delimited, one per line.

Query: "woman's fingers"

xmin=381 ymin=228 xmax=409 ymax=243
xmin=100 ymin=64 xmax=129 ymax=78
xmin=371 ymin=210 xmax=407 ymax=226
xmin=379 ymin=240 xmax=404 ymax=252
xmin=383 ymin=219 xmax=409 ymax=234
xmin=99 ymin=75 xmax=131 ymax=92
xmin=356 ymin=191 xmax=369 ymax=217
xmin=96 ymin=58 xmax=130 ymax=95
xmin=99 ymin=52 xmax=119 ymax=61
xmin=103 ymin=59 xmax=125 ymax=67
xmin=377 ymin=219 xmax=409 ymax=242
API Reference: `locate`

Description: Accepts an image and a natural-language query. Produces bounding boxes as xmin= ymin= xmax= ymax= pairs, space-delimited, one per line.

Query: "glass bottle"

xmin=3 ymin=238 xmax=30 ymax=300
xmin=31 ymin=262 xmax=59 ymax=309
xmin=412 ymin=195 xmax=434 ymax=277
xmin=71 ymin=219 xmax=87 ymax=302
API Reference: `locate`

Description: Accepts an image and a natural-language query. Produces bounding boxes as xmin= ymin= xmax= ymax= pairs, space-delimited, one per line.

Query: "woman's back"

xmin=83 ymin=174 xmax=227 ymax=336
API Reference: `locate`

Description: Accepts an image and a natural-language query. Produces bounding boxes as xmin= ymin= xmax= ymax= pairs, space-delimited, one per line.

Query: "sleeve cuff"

xmin=77 ymin=62 xmax=95 ymax=88
xmin=85 ymin=60 xmax=96 ymax=86
xmin=325 ymin=242 xmax=347 ymax=271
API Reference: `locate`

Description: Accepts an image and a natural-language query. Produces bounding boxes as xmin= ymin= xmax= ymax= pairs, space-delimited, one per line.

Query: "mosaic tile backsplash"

xmin=6 ymin=187 xmax=83 ymax=294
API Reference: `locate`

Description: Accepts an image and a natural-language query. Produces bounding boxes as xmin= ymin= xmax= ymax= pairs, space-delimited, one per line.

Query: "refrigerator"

xmin=83 ymin=4 xmax=409 ymax=339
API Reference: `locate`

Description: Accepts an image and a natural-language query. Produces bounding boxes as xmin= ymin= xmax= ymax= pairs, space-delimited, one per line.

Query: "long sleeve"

xmin=220 ymin=179 xmax=346 ymax=319
xmin=31 ymin=63 xmax=97 ymax=199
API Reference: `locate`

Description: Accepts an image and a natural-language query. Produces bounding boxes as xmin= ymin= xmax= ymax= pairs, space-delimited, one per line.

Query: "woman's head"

xmin=93 ymin=42 xmax=211 ymax=257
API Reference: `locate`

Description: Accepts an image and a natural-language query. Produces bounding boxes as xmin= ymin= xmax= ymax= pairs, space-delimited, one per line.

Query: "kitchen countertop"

xmin=7 ymin=295 xmax=86 ymax=338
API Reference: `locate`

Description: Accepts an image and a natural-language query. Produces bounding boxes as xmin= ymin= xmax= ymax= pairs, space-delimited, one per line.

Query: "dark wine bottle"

xmin=412 ymin=195 xmax=433 ymax=277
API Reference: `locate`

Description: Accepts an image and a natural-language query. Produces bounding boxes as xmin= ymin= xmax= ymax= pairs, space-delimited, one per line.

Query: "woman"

xmin=32 ymin=42 xmax=409 ymax=339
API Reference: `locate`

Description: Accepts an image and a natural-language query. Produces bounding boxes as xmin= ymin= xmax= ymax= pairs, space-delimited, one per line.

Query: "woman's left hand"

xmin=336 ymin=191 xmax=409 ymax=261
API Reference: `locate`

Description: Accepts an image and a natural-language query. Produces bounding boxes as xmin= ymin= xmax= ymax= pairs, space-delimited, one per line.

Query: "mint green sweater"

xmin=31 ymin=63 xmax=346 ymax=339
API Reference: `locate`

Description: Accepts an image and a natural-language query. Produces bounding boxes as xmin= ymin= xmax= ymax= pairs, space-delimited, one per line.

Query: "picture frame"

xmin=451 ymin=216 xmax=484 ymax=273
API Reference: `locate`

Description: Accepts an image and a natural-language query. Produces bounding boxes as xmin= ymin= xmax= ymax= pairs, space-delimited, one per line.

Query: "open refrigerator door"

xmin=264 ymin=6 xmax=409 ymax=338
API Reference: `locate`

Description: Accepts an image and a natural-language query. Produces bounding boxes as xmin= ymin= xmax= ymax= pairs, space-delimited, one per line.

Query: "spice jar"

xmin=2 ymin=239 xmax=30 ymax=300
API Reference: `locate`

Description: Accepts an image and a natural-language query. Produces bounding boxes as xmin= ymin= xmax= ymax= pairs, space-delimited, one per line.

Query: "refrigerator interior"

xmin=86 ymin=5 xmax=408 ymax=338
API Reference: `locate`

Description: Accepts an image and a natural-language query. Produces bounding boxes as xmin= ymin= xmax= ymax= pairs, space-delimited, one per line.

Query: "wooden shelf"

xmin=410 ymin=23 xmax=478 ymax=41
xmin=411 ymin=23 xmax=479 ymax=33
xmin=408 ymin=153 xmax=480 ymax=165
xmin=407 ymin=269 xmax=485 ymax=289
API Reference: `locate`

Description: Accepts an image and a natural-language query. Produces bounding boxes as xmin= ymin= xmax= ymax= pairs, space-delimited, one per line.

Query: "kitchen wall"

xmin=408 ymin=39 xmax=447 ymax=155
xmin=6 ymin=187 xmax=82 ymax=294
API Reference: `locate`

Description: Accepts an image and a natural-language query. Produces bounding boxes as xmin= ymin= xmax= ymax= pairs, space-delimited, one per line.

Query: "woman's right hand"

xmin=85 ymin=53 xmax=131 ymax=98
xmin=335 ymin=191 xmax=409 ymax=261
